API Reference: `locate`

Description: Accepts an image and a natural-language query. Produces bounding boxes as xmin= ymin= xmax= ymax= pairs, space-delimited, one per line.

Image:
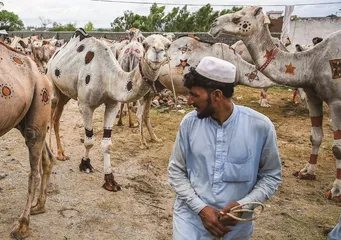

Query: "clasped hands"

xmin=199 ymin=202 xmax=242 ymax=238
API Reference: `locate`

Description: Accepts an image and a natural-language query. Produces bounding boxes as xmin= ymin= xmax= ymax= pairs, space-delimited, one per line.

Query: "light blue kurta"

xmin=328 ymin=212 xmax=341 ymax=240
xmin=168 ymin=104 xmax=282 ymax=240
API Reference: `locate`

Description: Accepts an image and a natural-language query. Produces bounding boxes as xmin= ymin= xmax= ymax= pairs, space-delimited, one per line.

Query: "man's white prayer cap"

xmin=195 ymin=56 xmax=236 ymax=83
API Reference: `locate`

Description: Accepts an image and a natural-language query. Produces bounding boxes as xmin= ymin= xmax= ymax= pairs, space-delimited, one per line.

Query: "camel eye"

xmin=232 ymin=17 xmax=241 ymax=24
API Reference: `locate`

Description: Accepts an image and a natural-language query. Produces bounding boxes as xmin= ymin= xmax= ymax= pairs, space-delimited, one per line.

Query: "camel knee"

xmin=51 ymin=97 xmax=58 ymax=109
xmin=24 ymin=128 xmax=39 ymax=148
xmin=310 ymin=126 xmax=323 ymax=147
xmin=332 ymin=139 xmax=341 ymax=159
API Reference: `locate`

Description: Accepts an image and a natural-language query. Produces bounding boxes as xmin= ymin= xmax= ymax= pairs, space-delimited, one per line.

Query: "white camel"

xmin=158 ymin=36 xmax=279 ymax=99
xmin=47 ymin=29 xmax=170 ymax=191
xmin=209 ymin=6 xmax=341 ymax=200
xmin=0 ymin=41 xmax=54 ymax=238
xmin=232 ymin=38 xmax=292 ymax=107
xmin=117 ymin=28 xmax=162 ymax=147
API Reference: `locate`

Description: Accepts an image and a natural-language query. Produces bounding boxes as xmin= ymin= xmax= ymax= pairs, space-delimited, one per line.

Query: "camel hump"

xmin=0 ymin=40 xmax=26 ymax=56
xmin=72 ymin=28 xmax=91 ymax=41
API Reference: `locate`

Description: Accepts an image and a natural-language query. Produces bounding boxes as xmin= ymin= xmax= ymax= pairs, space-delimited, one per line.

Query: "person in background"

xmin=312 ymin=37 xmax=323 ymax=46
xmin=168 ymin=56 xmax=282 ymax=239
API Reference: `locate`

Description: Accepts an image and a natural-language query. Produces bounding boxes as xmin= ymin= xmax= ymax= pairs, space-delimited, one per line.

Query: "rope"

xmin=218 ymin=202 xmax=265 ymax=222
xmin=216 ymin=202 xmax=264 ymax=240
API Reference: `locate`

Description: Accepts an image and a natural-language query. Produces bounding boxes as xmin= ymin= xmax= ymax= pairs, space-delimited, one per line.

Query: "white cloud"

xmin=1 ymin=0 xmax=341 ymax=29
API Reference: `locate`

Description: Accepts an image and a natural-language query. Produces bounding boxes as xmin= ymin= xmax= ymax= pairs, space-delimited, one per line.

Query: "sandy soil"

xmin=0 ymin=86 xmax=340 ymax=240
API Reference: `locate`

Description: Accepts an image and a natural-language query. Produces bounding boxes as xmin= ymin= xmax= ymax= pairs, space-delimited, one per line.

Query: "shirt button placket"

xmin=213 ymin=127 xmax=224 ymax=194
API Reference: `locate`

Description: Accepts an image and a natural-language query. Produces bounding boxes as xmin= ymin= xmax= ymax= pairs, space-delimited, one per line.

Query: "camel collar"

xmin=139 ymin=60 xmax=158 ymax=94
xmin=256 ymin=47 xmax=279 ymax=72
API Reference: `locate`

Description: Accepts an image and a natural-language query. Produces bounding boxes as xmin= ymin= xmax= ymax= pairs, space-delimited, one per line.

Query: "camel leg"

xmin=52 ymin=89 xmax=70 ymax=161
xmin=259 ymin=88 xmax=271 ymax=107
xmin=101 ymin=103 xmax=122 ymax=192
xmin=325 ymin=102 xmax=341 ymax=201
xmin=293 ymin=88 xmax=323 ymax=180
xmin=143 ymin=91 xmax=161 ymax=143
xmin=10 ymin=96 xmax=51 ymax=238
xmin=292 ymin=88 xmax=299 ymax=102
xmin=117 ymin=103 xmax=124 ymax=126
xmin=128 ymin=102 xmax=138 ymax=128
xmin=31 ymin=142 xmax=55 ymax=215
xmin=78 ymin=103 xmax=96 ymax=173
xmin=136 ymin=99 xmax=147 ymax=149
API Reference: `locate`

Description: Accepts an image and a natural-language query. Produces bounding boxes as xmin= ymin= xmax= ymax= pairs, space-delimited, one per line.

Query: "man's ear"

xmin=212 ymin=89 xmax=223 ymax=100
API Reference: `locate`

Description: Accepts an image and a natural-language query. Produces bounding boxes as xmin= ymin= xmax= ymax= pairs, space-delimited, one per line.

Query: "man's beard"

xmin=196 ymin=97 xmax=215 ymax=119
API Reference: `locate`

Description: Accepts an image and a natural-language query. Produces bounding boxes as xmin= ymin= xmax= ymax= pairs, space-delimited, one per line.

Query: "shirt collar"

xmin=209 ymin=102 xmax=238 ymax=127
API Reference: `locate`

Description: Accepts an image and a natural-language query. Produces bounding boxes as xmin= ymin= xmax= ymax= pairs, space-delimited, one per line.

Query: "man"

xmin=329 ymin=214 xmax=341 ymax=240
xmin=312 ymin=37 xmax=323 ymax=46
xmin=168 ymin=56 xmax=282 ymax=239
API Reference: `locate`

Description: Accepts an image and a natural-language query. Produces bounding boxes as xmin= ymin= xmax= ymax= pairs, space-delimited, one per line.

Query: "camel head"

xmin=209 ymin=6 xmax=270 ymax=39
xmin=163 ymin=32 xmax=176 ymax=42
xmin=142 ymin=34 xmax=171 ymax=70
xmin=127 ymin=27 xmax=145 ymax=43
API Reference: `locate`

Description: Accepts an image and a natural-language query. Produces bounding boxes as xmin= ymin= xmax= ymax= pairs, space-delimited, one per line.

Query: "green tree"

xmin=110 ymin=5 xmax=242 ymax=32
xmin=111 ymin=10 xmax=142 ymax=31
xmin=0 ymin=10 xmax=24 ymax=31
xmin=219 ymin=6 xmax=243 ymax=16
xmin=171 ymin=5 xmax=194 ymax=32
xmin=50 ymin=22 xmax=77 ymax=31
xmin=143 ymin=3 xmax=166 ymax=31
xmin=84 ymin=21 xmax=94 ymax=31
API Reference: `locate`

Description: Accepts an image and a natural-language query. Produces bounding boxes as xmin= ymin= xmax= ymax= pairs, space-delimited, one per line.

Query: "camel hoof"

xmin=102 ymin=173 xmax=122 ymax=192
xmin=151 ymin=138 xmax=162 ymax=143
xmin=140 ymin=144 xmax=149 ymax=150
xmin=117 ymin=122 xmax=124 ymax=127
xmin=325 ymin=190 xmax=341 ymax=202
xmin=56 ymin=154 xmax=69 ymax=161
xmin=292 ymin=171 xmax=316 ymax=180
xmin=79 ymin=158 xmax=94 ymax=173
xmin=129 ymin=123 xmax=139 ymax=128
xmin=30 ymin=205 xmax=46 ymax=215
xmin=10 ymin=224 xmax=30 ymax=239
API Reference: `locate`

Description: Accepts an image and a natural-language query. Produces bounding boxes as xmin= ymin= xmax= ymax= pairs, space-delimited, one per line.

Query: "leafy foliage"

xmin=84 ymin=21 xmax=94 ymax=31
xmin=111 ymin=4 xmax=242 ymax=32
xmin=0 ymin=10 xmax=24 ymax=31
xmin=50 ymin=22 xmax=77 ymax=31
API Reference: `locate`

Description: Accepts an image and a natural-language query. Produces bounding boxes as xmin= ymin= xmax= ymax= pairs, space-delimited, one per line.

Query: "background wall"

xmin=287 ymin=17 xmax=341 ymax=51
xmin=6 ymin=31 xmax=240 ymax=46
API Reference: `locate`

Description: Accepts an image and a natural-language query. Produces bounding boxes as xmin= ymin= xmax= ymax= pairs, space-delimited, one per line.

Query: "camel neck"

xmin=242 ymin=26 xmax=310 ymax=87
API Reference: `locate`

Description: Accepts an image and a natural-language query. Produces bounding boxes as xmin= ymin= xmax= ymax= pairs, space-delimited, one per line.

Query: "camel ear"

xmin=263 ymin=14 xmax=271 ymax=25
xmin=254 ymin=7 xmax=263 ymax=16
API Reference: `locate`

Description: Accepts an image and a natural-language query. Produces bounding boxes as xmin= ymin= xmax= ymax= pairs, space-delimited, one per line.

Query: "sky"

xmin=1 ymin=0 xmax=341 ymax=29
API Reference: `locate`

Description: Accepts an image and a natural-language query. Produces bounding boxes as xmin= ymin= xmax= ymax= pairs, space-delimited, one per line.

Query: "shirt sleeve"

xmin=237 ymin=123 xmax=282 ymax=208
xmin=168 ymin=124 xmax=207 ymax=214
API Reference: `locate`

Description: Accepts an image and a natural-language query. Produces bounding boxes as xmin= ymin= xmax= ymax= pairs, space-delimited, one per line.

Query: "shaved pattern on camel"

xmin=47 ymin=28 xmax=171 ymax=191
xmin=0 ymin=39 xmax=55 ymax=239
xmin=209 ymin=6 xmax=341 ymax=200
xmin=330 ymin=59 xmax=341 ymax=79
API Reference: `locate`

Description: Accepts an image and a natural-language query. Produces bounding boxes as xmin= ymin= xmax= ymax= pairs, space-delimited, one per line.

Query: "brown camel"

xmin=0 ymin=41 xmax=55 ymax=238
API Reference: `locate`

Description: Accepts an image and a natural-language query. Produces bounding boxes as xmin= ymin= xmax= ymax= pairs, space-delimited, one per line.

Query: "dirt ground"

xmin=0 ymin=85 xmax=340 ymax=240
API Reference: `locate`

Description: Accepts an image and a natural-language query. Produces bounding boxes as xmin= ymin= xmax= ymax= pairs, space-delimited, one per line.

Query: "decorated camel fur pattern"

xmin=210 ymin=6 xmax=341 ymax=200
xmin=0 ymin=41 xmax=55 ymax=238
xmin=47 ymin=29 xmax=170 ymax=191
xmin=157 ymin=36 xmax=278 ymax=99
